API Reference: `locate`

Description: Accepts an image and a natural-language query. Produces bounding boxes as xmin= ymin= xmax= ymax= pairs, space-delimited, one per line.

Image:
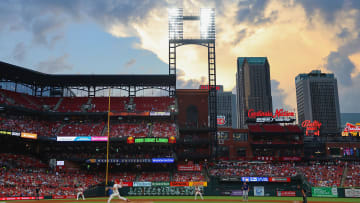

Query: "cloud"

xmin=176 ymin=69 xmax=206 ymax=89
xmin=124 ymin=59 xmax=136 ymax=68
xmin=37 ymin=54 xmax=73 ymax=74
xmin=271 ymin=79 xmax=291 ymax=110
xmin=326 ymin=52 xmax=355 ymax=86
xmin=12 ymin=42 xmax=26 ymax=62
xmin=236 ymin=0 xmax=278 ymax=25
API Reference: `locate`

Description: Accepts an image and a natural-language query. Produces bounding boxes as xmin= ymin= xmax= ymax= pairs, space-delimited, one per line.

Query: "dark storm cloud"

xmin=37 ymin=54 xmax=73 ymax=74
xmin=271 ymin=80 xmax=291 ymax=110
xmin=236 ymin=0 xmax=277 ymax=25
xmin=326 ymin=52 xmax=355 ymax=86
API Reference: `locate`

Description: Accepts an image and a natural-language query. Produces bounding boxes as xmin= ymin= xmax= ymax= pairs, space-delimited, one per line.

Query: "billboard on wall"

xmin=247 ymin=109 xmax=296 ymax=123
xmin=311 ymin=187 xmax=338 ymax=197
xmin=345 ymin=188 xmax=360 ymax=197
xmin=302 ymin=120 xmax=322 ymax=136
xmin=342 ymin=123 xmax=360 ymax=136
xmin=254 ymin=186 xmax=264 ymax=196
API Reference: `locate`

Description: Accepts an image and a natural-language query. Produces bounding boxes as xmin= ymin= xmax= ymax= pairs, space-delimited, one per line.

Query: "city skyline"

xmin=0 ymin=0 xmax=360 ymax=113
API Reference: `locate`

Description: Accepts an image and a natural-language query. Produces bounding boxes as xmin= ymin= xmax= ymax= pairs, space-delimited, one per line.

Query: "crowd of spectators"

xmin=137 ymin=172 xmax=170 ymax=182
xmin=172 ymin=172 xmax=205 ymax=182
xmin=209 ymin=162 xmax=297 ymax=177
xmin=58 ymin=121 xmax=105 ymax=137
xmin=297 ymin=163 xmax=343 ymax=187
xmin=343 ymin=162 xmax=360 ymax=187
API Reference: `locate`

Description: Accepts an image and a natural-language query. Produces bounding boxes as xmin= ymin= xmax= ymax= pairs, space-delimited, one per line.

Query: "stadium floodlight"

xmin=200 ymin=8 xmax=215 ymax=40
xmin=168 ymin=8 xmax=183 ymax=40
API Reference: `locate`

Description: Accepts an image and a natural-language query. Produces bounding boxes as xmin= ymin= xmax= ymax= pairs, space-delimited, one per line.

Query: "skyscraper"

xmin=236 ymin=57 xmax=273 ymax=128
xmin=199 ymin=85 xmax=237 ymax=128
xmin=295 ymin=70 xmax=341 ymax=134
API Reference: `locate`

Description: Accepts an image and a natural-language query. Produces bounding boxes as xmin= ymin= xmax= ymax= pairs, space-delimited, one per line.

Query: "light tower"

xmin=168 ymin=8 xmax=217 ymax=130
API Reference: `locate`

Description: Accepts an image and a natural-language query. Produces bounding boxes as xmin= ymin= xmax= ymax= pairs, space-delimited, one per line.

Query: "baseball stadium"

xmin=1 ymin=7 xmax=360 ymax=203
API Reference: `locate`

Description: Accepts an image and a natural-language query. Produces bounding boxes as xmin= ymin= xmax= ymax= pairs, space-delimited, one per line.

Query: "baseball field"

xmin=6 ymin=196 xmax=360 ymax=203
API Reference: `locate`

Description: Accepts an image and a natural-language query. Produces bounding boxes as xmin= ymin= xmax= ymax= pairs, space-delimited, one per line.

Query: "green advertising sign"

xmin=134 ymin=138 xmax=169 ymax=143
xmin=311 ymin=187 xmax=338 ymax=197
xmin=151 ymin=182 xmax=170 ymax=187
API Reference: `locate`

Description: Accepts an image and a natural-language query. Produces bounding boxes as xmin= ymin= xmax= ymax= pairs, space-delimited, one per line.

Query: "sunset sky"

xmin=0 ymin=0 xmax=360 ymax=113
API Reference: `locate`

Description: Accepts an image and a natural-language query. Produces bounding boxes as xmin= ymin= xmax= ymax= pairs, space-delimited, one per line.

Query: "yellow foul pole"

xmin=105 ymin=88 xmax=111 ymax=187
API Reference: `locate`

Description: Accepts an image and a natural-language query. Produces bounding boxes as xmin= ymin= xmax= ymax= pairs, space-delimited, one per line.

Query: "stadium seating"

xmin=344 ymin=163 xmax=360 ymax=187
xmin=209 ymin=162 xmax=297 ymax=177
xmin=0 ymin=117 xmax=61 ymax=137
xmin=109 ymin=122 xmax=150 ymax=138
xmin=137 ymin=172 xmax=170 ymax=182
xmin=0 ymin=89 xmax=41 ymax=110
xmin=297 ymin=164 xmax=343 ymax=187
xmin=58 ymin=121 xmax=105 ymax=137
xmin=57 ymin=97 xmax=89 ymax=112
xmin=133 ymin=97 xmax=175 ymax=112
xmin=172 ymin=172 xmax=205 ymax=182
xmin=151 ymin=121 xmax=176 ymax=137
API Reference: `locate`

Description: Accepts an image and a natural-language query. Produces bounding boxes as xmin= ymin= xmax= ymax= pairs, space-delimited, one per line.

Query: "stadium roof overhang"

xmin=0 ymin=61 xmax=175 ymax=87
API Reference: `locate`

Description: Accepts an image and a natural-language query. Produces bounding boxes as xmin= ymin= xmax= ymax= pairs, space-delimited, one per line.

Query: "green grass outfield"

xmin=8 ymin=196 xmax=359 ymax=203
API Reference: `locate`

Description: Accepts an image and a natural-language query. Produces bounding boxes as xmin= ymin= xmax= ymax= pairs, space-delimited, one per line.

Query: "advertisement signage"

xmin=122 ymin=182 xmax=133 ymax=187
xmin=302 ymin=120 xmax=322 ymax=136
xmin=91 ymin=136 xmax=108 ymax=141
xmin=56 ymin=136 xmax=108 ymax=142
xmin=277 ymin=191 xmax=296 ymax=197
xmin=133 ymin=182 xmax=152 ymax=187
xmin=254 ymin=156 xmax=274 ymax=161
xmin=152 ymin=158 xmax=174 ymax=163
xmin=342 ymin=123 xmax=360 ymax=136
xmin=217 ymin=115 xmax=226 ymax=125
xmin=11 ymin=131 xmax=21 ymax=136
xmin=241 ymin=177 xmax=269 ymax=182
xmin=170 ymin=182 xmax=189 ymax=187
xmin=189 ymin=182 xmax=207 ymax=187
xmin=150 ymin=112 xmax=171 ymax=116
xmin=134 ymin=138 xmax=169 ymax=143
xmin=0 ymin=197 xmax=44 ymax=200
xmin=312 ymin=187 xmax=338 ymax=197
xmin=0 ymin=130 xmax=11 ymax=135
xmin=269 ymin=177 xmax=291 ymax=182
xmin=229 ymin=190 xmax=244 ymax=196
xmin=177 ymin=164 xmax=202 ymax=171
xmin=248 ymin=109 xmax=295 ymax=119
xmin=52 ymin=195 xmax=76 ymax=199
xmin=254 ymin=186 xmax=264 ymax=196
xmin=21 ymin=132 xmax=37 ymax=139
xmin=345 ymin=188 xmax=360 ymax=197
xmin=151 ymin=182 xmax=170 ymax=187
xmin=279 ymin=157 xmax=301 ymax=161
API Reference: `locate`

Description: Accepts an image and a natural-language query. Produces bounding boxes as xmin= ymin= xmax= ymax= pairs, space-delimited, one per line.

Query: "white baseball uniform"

xmin=107 ymin=183 xmax=128 ymax=203
xmin=194 ymin=186 xmax=203 ymax=200
xmin=77 ymin=188 xmax=85 ymax=200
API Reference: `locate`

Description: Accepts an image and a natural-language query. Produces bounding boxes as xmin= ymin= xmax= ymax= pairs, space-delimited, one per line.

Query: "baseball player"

xmin=76 ymin=186 xmax=85 ymax=200
xmin=242 ymin=182 xmax=249 ymax=202
xmin=194 ymin=186 xmax=203 ymax=200
xmin=107 ymin=180 xmax=130 ymax=203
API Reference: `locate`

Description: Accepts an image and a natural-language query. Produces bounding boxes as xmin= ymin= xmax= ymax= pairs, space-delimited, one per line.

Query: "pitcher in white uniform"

xmin=107 ymin=180 xmax=130 ymax=203
xmin=194 ymin=186 xmax=204 ymax=200
xmin=76 ymin=186 xmax=85 ymax=200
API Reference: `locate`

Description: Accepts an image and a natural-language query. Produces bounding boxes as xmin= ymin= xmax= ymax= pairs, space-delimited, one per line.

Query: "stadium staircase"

xmin=148 ymin=124 xmax=154 ymax=137
xmin=21 ymin=94 xmax=41 ymax=110
xmin=81 ymin=97 xmax=93 ymax=112
xmin=0 ymin=91 xmax=15 ymax=105
xmin=340 ymin=164 xmax=348 ymax=187
xmin=53 ymin=97 xmax=63 ymax=111
xmin=101 ymin=125 xmax=107 ymax=136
